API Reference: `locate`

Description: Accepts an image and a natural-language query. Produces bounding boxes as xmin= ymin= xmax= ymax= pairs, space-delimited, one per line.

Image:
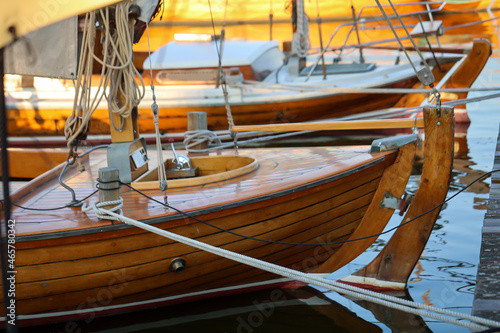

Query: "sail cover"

xmin=4 ymin=17 xmax=78 ymax=79
xmin=1 ymin=1 xmax=122 ymax=49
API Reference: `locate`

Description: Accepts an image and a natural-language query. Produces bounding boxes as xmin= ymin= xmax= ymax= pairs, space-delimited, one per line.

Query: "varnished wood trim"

xmin=314 ymin=141 xmax=417 ymax=273
xmin=232 ymin=118 xmax=425 ymax=133
xmin=348 ymin=105 xmax=454 ymax=287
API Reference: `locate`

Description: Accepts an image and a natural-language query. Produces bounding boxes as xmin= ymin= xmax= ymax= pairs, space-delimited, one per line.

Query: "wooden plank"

xmin=472 ymin=123 xmax=500 ymax=322
xmin=232 ymin=118 xmax=425 ymax=133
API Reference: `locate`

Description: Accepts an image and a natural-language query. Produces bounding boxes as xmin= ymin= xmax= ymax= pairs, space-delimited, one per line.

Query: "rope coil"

xmin=64 ymin=2 xmax=146 ymax=149
xmin=183 ymin=130 xmax=223 ymax=152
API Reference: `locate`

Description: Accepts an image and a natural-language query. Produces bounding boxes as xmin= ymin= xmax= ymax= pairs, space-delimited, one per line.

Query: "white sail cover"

xmin=4 ymin=17 xmax=78 ymax=79
xmin=1 ymin=0 xmax=122 ymax=49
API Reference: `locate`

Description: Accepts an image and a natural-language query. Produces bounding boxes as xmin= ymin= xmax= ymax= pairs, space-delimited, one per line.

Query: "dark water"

xmin=21 ymin=9 xmax=500 ymax=333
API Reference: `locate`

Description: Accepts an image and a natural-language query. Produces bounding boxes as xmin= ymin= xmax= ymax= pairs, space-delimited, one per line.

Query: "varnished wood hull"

xmin=6 ymin=149 xmax=401 ymax=324
xmin=5 ymin=77 xmax=417 ymax=137
xmin=2 ymin=108 xmax=454 ymax=326
xmin=5 ymin=37 xmax=489 ymax=140
xmin=0 ymin=148 xmax=67 ymax=179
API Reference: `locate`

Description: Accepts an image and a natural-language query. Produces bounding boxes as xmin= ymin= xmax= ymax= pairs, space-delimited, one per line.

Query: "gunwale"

xmin=11 ymin=146 xmax=397 ymax=242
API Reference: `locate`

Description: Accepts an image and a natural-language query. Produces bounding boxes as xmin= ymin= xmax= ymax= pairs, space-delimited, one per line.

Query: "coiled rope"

xmin=64 ymin=2 xmax=145 ymax=149
xmin=183 ymin=130 xmax=222 ymax=153
xmin=82 ymin=198 xmax=123 ymax=221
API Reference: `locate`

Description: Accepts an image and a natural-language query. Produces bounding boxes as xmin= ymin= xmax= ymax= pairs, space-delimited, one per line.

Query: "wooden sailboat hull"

xmin=6 ymin=146 xmax=406 ymax=325
xmin=5 ymin=77 xmax=417 ymax=137
xmin=5 ymin=39 xmax=487 ymax=140
xmin=1 ymin=107 xmax=453 ymax=326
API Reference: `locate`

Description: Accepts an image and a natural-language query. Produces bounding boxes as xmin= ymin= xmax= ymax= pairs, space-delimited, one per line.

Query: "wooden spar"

xmin=339 ymin=105 xmax=455 ymax=289
xmin=232 ymin=118 xmax=424 ymax=132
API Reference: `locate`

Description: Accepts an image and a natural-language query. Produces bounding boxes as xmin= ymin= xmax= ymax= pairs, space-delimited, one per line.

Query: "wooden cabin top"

xmin=10 ymin=146 xmax=398 ymax=242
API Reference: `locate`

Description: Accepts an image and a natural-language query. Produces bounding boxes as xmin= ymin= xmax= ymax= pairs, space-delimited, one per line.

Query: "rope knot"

xmin=82 ymin=197 xmax=124 ymax=221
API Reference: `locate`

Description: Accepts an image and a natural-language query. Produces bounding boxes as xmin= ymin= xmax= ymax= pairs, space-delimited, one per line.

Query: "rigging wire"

xmin=207 ymin=0 xmax=237 ymax=145
xmin=145 ymin=19 xmax=168 ymax=203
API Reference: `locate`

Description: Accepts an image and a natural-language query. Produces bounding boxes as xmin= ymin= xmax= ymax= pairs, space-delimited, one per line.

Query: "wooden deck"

xmin=11 ymin=146 xmax=394 ymax=238
xmin=472 ymin=124 xmax=500 ymax=321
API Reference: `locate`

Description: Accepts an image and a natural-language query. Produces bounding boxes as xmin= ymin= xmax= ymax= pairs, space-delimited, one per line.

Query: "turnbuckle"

xmin=430 ymin=83 xmax=442 ymax=117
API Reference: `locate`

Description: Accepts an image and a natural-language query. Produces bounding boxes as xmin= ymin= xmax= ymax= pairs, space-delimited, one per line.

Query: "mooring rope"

xmin=82 ymin=198 xmax=123 ymax=221
xmin=92 ymin=207 xmax=500 ymax=331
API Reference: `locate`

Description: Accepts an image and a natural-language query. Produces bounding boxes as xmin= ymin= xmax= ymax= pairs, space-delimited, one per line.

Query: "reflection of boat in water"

xmin=20 ymin=286 xmax=384 ymax=333
xmin=452 ymin=134 xmax=491 ymax=197
xmin=345 ymin=289 xmax=433 ymax=333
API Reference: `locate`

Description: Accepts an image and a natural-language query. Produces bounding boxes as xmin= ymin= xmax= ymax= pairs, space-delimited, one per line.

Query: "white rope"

xmin=64 ymin=3 xmax=146 ymax=148
xmin=105 ymin=4 xmax=145 ymax=126
xmin=291 ymin=0 xmax=310 ymax=58
xmin=100 ymin=208 xmax=500 ymax=331
xmin=82 ymin=198 xmax=123 ymax=221
xmin=183 ymin=130 xmax=223 ymax=152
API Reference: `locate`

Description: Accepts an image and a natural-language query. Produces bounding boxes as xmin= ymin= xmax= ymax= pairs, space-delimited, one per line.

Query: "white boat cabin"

xmin=144 ymin=38 xmax=284 ymax=84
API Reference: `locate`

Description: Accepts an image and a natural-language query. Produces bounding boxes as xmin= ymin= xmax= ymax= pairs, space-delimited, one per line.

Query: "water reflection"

xmin=342 ymin=290 xmax=433 ymax=333
xmin=26 ymin=286 xmax=385 ymax=333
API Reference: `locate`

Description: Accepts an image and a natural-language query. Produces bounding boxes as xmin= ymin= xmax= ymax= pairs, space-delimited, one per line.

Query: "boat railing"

xmin=305 ymin=1 xmax=446 ymax=81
